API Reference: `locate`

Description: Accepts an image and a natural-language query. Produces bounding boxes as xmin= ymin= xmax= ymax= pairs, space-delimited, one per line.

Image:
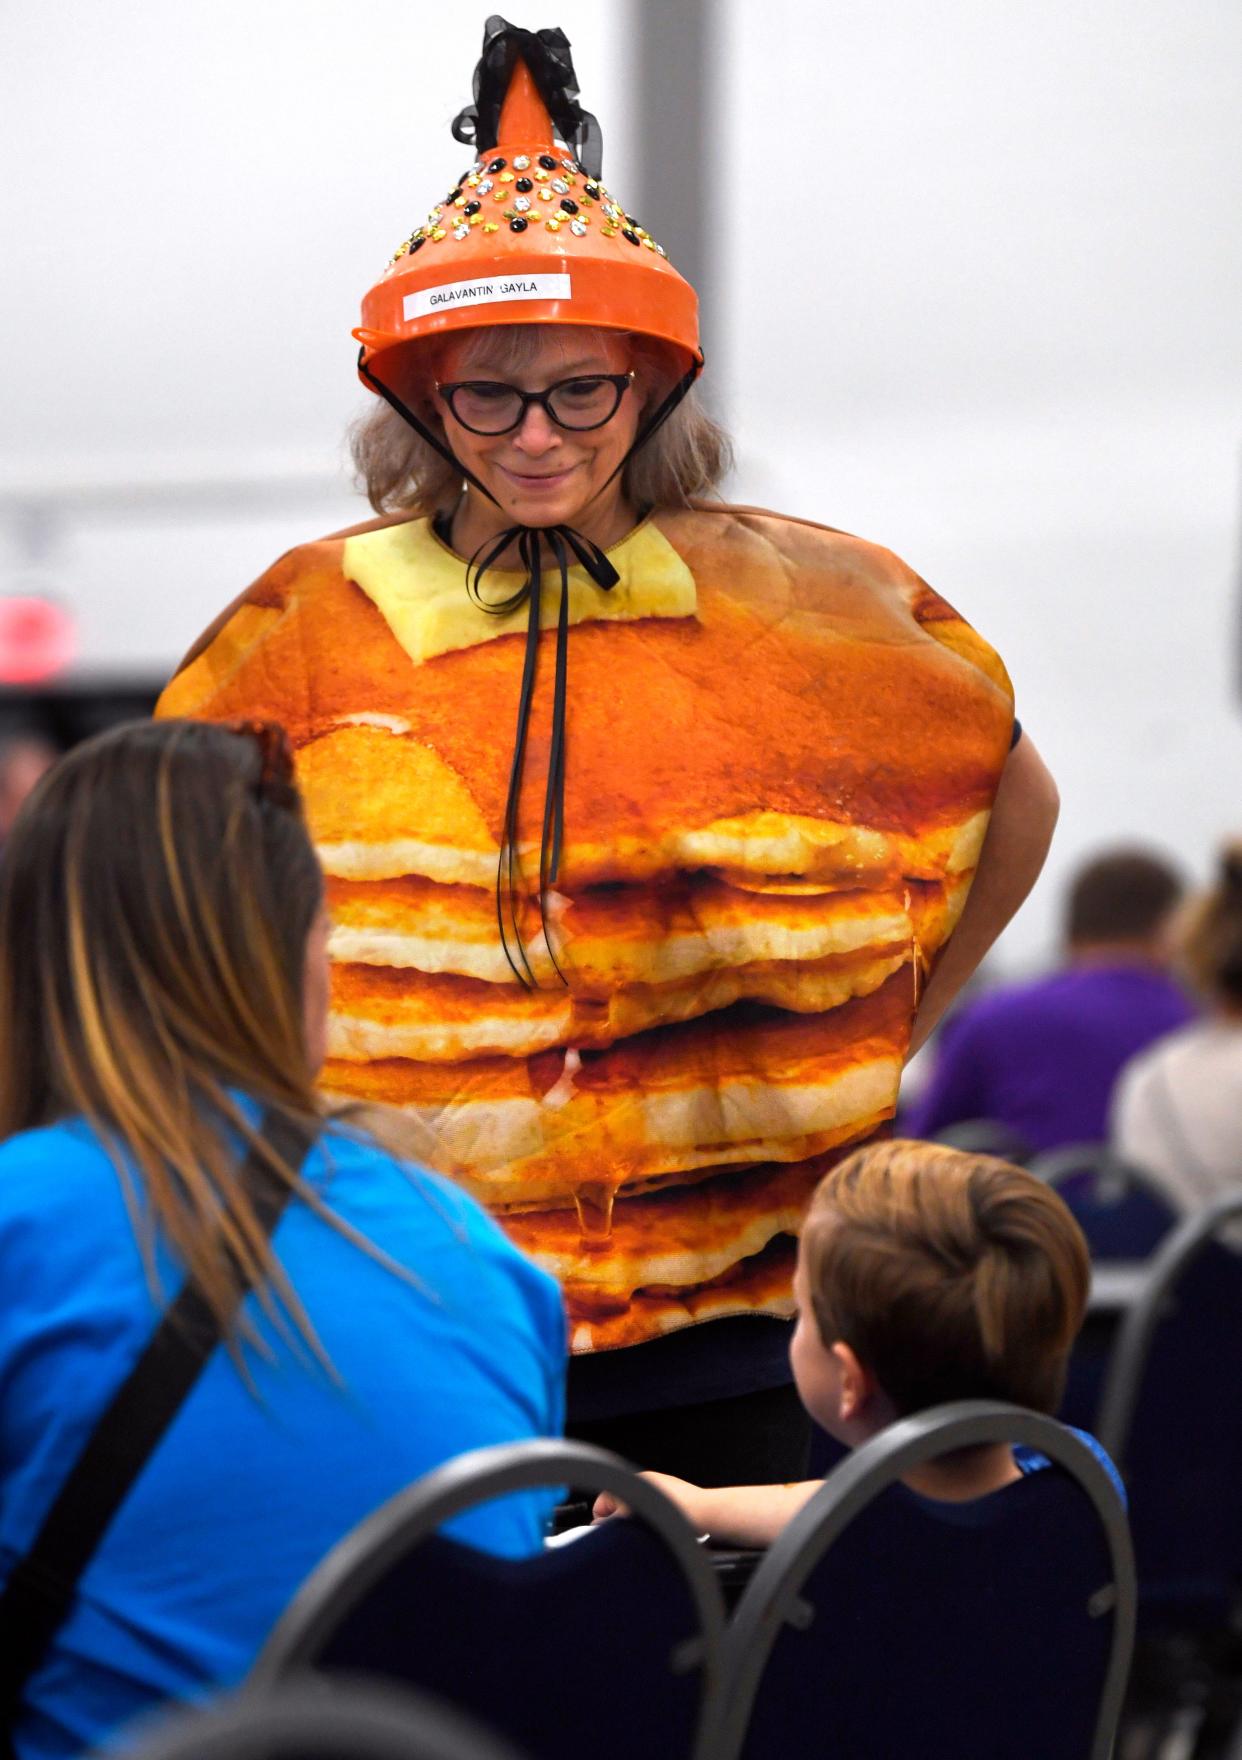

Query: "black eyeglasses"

xmin=435 ymin=372 xmax=635 ymax=435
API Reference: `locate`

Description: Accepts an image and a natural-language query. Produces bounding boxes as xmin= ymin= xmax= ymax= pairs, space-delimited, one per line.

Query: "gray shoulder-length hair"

xmin=351 ymin=324 xmax=732 ymax=516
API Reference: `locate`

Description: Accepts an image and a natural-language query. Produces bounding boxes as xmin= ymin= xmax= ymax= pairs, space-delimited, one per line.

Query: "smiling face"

xmin=431 ymin=325 xmax=643 ymax=534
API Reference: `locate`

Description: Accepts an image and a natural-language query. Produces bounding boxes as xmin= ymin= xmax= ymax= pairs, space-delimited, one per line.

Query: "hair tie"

xmin=223 ymin=718 xmax=299 ymax=813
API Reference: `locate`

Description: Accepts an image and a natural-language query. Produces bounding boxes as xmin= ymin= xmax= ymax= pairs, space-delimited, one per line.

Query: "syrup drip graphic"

xmin=573 ymin=1180 xmax=616 ymax=1247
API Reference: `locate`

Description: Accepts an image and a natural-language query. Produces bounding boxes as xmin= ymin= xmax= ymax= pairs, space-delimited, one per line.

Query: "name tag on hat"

xmin=404 ymin=274 xmax=572 ymax=321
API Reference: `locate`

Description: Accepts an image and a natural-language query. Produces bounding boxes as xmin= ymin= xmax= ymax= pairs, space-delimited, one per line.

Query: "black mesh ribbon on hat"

xmin=357 ymin=349 xmax=699 ymax=987
xmin=451 ymin=14 xmax=604 ymax=181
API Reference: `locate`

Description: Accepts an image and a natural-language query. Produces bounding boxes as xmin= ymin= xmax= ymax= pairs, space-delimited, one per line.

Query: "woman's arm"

xmin=908 ymin=732 xmax=1059 ymax=1058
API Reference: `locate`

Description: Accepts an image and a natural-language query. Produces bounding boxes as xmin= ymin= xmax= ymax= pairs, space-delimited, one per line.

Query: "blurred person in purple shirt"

xmin=904 ymin=848 xmax=1195 ymax=1154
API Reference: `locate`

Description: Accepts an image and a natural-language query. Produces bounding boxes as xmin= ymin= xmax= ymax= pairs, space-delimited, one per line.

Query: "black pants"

xmin=567 ymin=1381 xmax=812 ymax=1485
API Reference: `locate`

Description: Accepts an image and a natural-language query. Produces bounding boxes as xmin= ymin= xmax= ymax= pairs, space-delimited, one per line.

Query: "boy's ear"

xmin=831 ymin=1341 xmax=876 ymax=1423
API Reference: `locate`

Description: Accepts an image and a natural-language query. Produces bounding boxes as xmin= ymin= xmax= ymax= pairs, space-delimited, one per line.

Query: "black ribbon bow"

xmin=451 ymin=14 xmax=604 ymax=181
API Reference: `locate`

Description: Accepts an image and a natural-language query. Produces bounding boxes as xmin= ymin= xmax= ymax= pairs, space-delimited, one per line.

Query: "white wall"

xmin=3 ymin=0 xmax=1240 ymax=965
xmin=720 ymin=0 xmax=1242 ymax=964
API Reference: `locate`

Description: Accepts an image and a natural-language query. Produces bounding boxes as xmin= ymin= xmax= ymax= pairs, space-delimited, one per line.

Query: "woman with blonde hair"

xmin=160 ymin=20 xmax=1057 ymax=1481
xmin=1112 ymin=842 xmax=1242 ymax=1210
xmin=0 ymin=719 xmax=564 ymax=1758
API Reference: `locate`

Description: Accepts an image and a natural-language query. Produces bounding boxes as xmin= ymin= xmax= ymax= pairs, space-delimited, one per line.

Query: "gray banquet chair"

xmin=1030 ymin=1143 xmax=1178 ymax=1260
xmin=251 ymin=1438 xmax=725 ymax=1760
xmin=712 ymin=1400 xmax=1136 ymax=1760
xmin=931 ymin=1118 xmax=1034 ymax=1163
xmin=116 ymin=1678 xmax=529 ymax=1760
xmin=1097 ymin=1194 xmax=1242 ymax=1752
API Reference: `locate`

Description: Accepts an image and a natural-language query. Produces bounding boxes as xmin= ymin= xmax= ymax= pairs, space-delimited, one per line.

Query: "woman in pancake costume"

xmin=157 ymin=18 xmax=1058 ymax=1481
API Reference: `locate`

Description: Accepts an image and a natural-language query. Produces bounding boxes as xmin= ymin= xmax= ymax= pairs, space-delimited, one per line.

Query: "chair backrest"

xmin=250 ymin=1439 xmax=726 ymax=1760
xmin=128 ymin=1678 xmax=529 ymax=1760
xmin=714 ymin=1402 xmax=1135 ymax=1760
xmin=1097 ymin=1192 xmax=1242 ymax=1631
xmin=1030 ymin=1143 xmax=1178 ymax=1259
xmin=932 ymin=1117 xmax=1033 ymax=1163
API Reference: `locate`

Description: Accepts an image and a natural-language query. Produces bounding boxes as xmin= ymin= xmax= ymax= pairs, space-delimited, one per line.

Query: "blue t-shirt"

xmin=0 ymin=1111 xmax=567 ymax=1758
xmin=1014 ymin=1429 xmax=1127 ymax=1504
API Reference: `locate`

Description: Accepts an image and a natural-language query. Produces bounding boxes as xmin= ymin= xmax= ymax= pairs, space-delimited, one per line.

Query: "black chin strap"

xmin=358 ymin=351 xmax=501 ymax=509
xmin=357 ymin=347 xmax=701 ymax=988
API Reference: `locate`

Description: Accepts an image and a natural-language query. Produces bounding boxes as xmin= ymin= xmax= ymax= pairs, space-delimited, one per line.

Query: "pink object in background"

xmin=0 ymin=596 xmax=76 ymax=685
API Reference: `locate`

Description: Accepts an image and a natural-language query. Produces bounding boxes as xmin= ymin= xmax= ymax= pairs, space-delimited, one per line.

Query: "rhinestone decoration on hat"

xmin=355 ymin=38 xmax=699 ymax=402
xmin=387 ymin=158 xmax=669 ymax=264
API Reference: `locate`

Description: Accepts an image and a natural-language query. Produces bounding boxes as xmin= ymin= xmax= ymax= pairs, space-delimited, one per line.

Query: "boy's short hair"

xmin=801 ymin=1139 xmax=1090 ymax=1417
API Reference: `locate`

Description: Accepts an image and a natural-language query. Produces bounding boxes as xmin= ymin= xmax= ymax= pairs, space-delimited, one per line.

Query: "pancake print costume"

xmin=157 ymin=21 xmax=1014 ymax=1353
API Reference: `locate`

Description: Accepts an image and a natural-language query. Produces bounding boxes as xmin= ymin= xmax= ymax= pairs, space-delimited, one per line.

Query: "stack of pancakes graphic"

xmin=158 ymin=504 xmax=1013 ymax=1351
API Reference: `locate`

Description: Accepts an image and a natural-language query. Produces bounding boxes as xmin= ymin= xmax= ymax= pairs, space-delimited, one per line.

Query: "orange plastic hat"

xmin=354 ymin=21 xmax=701 ymax=391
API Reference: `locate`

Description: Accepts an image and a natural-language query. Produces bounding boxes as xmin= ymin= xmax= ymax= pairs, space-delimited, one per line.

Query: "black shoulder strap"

xmin=0 ymin=1106 xmax=318 ymax=1733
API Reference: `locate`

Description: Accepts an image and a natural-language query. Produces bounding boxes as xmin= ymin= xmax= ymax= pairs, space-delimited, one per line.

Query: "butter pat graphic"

xmin=343 ymin=517 xmax=697 ymax=665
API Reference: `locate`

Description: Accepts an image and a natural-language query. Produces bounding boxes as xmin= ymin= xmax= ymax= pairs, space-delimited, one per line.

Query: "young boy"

xmin=595 ymin=1138 xmax=1117 ymax=1541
